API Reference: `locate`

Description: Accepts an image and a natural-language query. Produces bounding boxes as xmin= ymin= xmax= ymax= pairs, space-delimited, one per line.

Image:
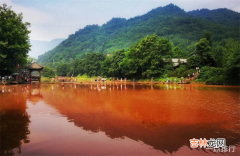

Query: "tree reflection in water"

xmin=40 ymin=84 xmax=240 ymax=154
xmin=0 ymin=86 xmax=31 ymax=156
xmin=0 ymin=84 xmax=239 ymax=155
xmin=0 ymin=109 xmax=30 ymax=155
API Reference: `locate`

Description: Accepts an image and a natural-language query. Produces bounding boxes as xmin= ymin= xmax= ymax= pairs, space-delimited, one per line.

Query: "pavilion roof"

xmin=26 ymin=62 xmax=44 ymax=70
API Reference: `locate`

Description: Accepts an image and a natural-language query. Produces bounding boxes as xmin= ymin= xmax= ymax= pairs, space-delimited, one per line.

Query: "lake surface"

xmin=0 ymin=83 xmax=239 ymax=155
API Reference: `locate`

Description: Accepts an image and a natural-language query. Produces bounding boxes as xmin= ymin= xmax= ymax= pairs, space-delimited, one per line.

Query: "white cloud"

xmin=0 ymin=0 xmax=12 ymax=5
xmin=0 ymin=0 xmax=52 ymax=24
xmin=16 ymin=5 xmax=53 ymax=24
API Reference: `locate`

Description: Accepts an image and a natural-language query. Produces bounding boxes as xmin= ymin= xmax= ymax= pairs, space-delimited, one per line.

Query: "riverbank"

xmin=1 ymin=76 xmax=238 ymax=86
xmin=2 ymin=81 xmax=238 ymax=87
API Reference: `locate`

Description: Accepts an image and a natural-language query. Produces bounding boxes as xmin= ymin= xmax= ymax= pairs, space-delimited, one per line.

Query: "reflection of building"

xmin=27 ymin=85 xmax=43 ymax=105
xmin=26 ymin=62 xmax=44 ymax=83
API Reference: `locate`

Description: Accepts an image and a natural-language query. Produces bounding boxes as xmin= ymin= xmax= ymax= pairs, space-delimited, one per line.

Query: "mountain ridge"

xmin=188 ymin=8 xmax=240 ymax=26
xmin=37 ymin=4 xmax=240 ymax=65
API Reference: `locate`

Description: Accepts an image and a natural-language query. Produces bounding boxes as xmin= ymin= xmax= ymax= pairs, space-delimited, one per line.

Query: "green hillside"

xmin=188 ymin=8 xmax=240 ymax=26
xmin=37 ymin=4 xmax=240 ymax=65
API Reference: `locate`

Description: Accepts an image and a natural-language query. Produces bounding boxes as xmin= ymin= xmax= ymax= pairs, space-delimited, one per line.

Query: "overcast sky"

xmin=1 ymin=0 xmax=239 ymax=41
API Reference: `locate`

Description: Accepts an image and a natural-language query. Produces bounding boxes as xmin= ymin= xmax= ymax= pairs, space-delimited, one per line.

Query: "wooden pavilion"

xmin=26 ymin=62 xmax=44 ymax=83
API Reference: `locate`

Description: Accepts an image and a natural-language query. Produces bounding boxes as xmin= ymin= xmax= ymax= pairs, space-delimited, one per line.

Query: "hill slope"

xmin=188 ymin=8 xmax=240 ymax=26
xmin=37 ymin=4 xmax=240 ymax=65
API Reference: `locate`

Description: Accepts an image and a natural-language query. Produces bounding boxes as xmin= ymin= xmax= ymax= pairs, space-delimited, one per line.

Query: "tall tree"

xmin=57 ymin=63 xmax=70 ymax=76
xmin=101 ymin=49 xmax=125 ymax=77
xmin=223 ymin=39 xmax=240 ymax=81
xmin=0 ymin=4 xmax=31 ymax=74
xmin=120 ymin=34 xmax=173 ymax=78
xmin=83 ymin=53 xmax=106 ymax=76
xmin=195 ymin=38 xmax=215 ymax=67
xmin=202 ymin=31 xmax=213 ymax=47
xmin=42 ymin=66 xmax=55 ymax=78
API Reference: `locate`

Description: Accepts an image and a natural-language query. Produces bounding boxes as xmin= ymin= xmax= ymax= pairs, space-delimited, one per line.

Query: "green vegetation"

xmin=47 ymin=32 xmax=240 ymax=85
xmin=186 ymin=40 xmax=238 ymax=85
xmin=1 ymin=3 xmax=239 ymax=85
xmin=26 ymin=57 xmax=36 ymax=66
xmin=190 ymin=37 xmax=240 ymax=85
xmin=36 ymin=4 xmax=239 ymax=85
xmin=41 ymin=77 xmax=52 ymax=83
xmin=42 ymin=66 xmax=55 ymax=78
xmin=37 ymin=4 xmax=240 ymax=66
xmin=101 ymin=49 xmax=125 ymax=77
xmin=119 ymin=35 xmax=173 ymax=78
xmin=56 ymin=53 xmax=106 ymax=77
xmin=0 ymin=4 xmax=31 ymax=75
xmin=188 ymin=8 xmax=240 ymax=26
xmin=76 ymin=74 xmax=92 ymax=82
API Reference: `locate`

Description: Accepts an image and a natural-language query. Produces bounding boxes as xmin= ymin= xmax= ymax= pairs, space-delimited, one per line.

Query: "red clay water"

xmin=0 ymin=83 xmax=239 ymax=155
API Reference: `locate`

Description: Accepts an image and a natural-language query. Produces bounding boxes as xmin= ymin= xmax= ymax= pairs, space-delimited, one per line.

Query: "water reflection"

xmin=39 ymin=84 xmax=239 ymax=154
xmin=0 ymin=86 xmax=31 ymax=155
xmin=27 ymin=85 xmax=43 ymax=105
xmin=0 ymin=84 xmax=239 ymax=155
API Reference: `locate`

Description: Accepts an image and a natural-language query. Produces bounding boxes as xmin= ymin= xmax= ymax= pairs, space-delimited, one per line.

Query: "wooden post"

xmin=30 ymin=70 xmax=32 ymax=84
xmin=39 ymin=70 xmax=41 ymax=84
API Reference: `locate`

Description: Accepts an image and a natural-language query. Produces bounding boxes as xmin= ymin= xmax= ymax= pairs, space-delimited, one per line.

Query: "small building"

xmin=106 ymin=54 xmax=113 ymax=57
xmin=171 ymin=58 xmax=187 ymax=67
xmin=26 ymin=62 xmax=44 ymax=83
xmin=163 ymin=58 xmax=187 ymax=67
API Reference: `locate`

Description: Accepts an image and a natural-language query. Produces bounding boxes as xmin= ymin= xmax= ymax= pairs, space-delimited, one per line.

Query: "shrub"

xmin=197 ymin=66 xmax=225 ymax=84
xmin=42 ymin=66 xmax=55 ymax=78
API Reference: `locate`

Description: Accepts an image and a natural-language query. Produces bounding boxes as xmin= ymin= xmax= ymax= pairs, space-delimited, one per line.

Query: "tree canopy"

xmin=120 ymin=34 xmax=173 ymax=78
xmin=0 ymin=4 xmax=31 ymax=74
xmin=42 ymin=66 xmax=55 ymax=78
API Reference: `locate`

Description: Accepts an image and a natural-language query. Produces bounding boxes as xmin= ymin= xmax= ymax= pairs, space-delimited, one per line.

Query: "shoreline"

xmin=1 ymin=81 xmax=239 ymax=87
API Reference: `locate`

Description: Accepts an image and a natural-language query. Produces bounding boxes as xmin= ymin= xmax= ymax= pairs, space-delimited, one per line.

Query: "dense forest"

xmin=44 ymin=33 xmax=238 ymax=84
xmin=38 ymin=4 xmax=240 ymax=84
xmin=37 ymin=4 xmax=240 ymax=66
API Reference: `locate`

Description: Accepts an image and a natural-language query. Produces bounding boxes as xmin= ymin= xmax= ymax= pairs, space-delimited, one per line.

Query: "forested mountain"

xmin=37 ymin=4 xmax=240 ymax=65
xmin=188 ymin=8 xmax=240 ymax=26
xmin=29 ymin=38 xmax=65 ymax=58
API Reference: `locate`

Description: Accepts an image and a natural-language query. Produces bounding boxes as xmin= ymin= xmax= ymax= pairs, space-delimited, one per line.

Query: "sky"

xmin=1 ymin=0 xmax=240 ymax=41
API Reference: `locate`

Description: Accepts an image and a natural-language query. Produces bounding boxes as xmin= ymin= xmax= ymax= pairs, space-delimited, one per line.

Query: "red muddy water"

xmin=0 ymin=83 xmax=239 ymax=155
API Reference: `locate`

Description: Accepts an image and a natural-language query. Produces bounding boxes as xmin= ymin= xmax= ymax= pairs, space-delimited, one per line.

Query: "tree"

xmin=42 ymin=66 xmax=55 ymax=78
xmin=101 ymin=49 xmax=125 ymax=77
xmin=202 ymin=31 xmax=213 ymax=47
xmin=172 ymin=46 xmax=181 ymax=58
xmin=212 ymin=46 xmax=224 ymax=67
xmin=223 ymin=39 xmax=240 ymax=81
xmin=120 ymin=34 xmax=173 ymax=78
xmin=0 ymin=4 xmax=31 ymax=74
xmin=195 ymin=38 xmax=215 ymax=67
xmin=82 ymin=53 xmax=106 ymax=76
xmin=101 ymin=56 xmax=113 ymax=77
xmin=57 ymin=63 xmax=70 ymax=76
xmin=26 ymin=57 xmax=36 ymax=67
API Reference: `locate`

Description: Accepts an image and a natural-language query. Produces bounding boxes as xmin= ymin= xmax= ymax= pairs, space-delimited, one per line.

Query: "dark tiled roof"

xmin=26 ymin=62 xmax=44 ymax=70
